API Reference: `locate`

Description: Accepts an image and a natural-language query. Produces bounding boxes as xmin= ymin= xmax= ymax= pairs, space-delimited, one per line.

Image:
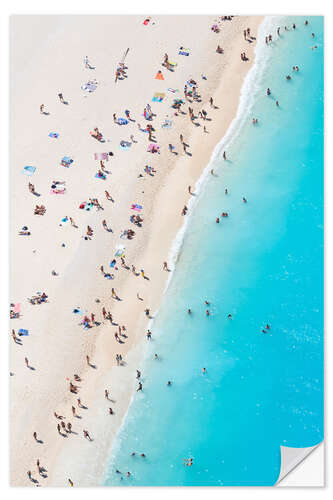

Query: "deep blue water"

xmin=104 ymin=16 xmax=324 ymax=486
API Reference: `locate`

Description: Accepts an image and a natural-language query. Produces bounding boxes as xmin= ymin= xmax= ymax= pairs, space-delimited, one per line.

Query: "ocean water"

xmin=104 ymin=16 xmax=324 ymax=486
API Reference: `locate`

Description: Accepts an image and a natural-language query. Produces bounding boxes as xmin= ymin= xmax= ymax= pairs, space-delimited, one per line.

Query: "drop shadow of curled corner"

xmin=275 ymin=441 xmax=323 ymax=485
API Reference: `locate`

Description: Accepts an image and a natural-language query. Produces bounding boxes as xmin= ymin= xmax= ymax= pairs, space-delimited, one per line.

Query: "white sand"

xmin=10 ymin=15 xmax=263 ymax=486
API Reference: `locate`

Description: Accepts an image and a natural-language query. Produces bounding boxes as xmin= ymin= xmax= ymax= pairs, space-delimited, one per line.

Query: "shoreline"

xmin=10 ymin=15 xmax=263 ymax=486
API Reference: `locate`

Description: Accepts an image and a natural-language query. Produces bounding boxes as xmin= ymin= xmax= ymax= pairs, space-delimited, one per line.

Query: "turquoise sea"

xmin=104 ymin=16 xmax=324 ymax=486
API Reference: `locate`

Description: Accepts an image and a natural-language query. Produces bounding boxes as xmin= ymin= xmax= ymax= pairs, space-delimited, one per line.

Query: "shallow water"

xmin=104 ymin=15 xmax=324 ymax=486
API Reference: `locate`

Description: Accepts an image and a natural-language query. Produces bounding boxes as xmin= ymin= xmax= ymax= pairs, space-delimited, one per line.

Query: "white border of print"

xmin=0 ymin=0 xmax=330 ymax=499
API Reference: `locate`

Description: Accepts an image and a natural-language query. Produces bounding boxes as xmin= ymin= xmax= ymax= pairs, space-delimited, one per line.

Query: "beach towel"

xmin=48 ymin=132 xmax=59 ymax=138
xmin=143 ymin=17 xmax=151 ymax=25
xmin=117 ymin=118 xmax=128 ymax=125
xmin=155 ymin=71 xmax=164 ymax=80
xmin=73 ymin=308 xmax=84 ymax=315
xmin=94 ymin=152 xmax=109 ymax=161
xmin=61 ymin=216 xmax=69 ymax=223
xmin=162 ymin=119 xmax=172 ymax=129
xmin=50 ymin=188 xmax=66 ymax=195
xmin=13 ymin=303 xmax=20 ymax=313
xmin=167 ymin=88 xmax=179 ymax=93
xmin=131 ymin=203 xmax=143 ymax=211
xmin=22 ymin=166 xmax=36 ymax=176
xmin=168 ymin=61 xmax=177 ymax=67
xmin=186 ymin=80 xmax=196 ymax=87
xmin=18 ymin=329 xmax=29 ymax=336
xmin=79 ymin=202 xmax=92 ymax=210
xmin=119 ymin=141 xmax=131 ymax=150
xmin=179 ymin=48 xmax=190 ymax=56
xmin=61 ymin=156 xmax=73 ymax=168
xmin=95 ymin=173 xmax=106 ymax=180
xmin=147 ymin=143 xmax=160 ymax=153
xmin=81 ymin=81 xmax=97 ymax=93
xmin=115 ymin=245 xmax=125 ymax=257
xmin=152 ymin=92 xmax=165 ymax=102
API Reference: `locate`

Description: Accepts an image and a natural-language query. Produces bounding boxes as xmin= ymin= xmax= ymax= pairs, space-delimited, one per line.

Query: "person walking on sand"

xmin=57 ymin=423 xmax=61 ymax=434
xmin=105 ymin=190 xmax=114 ymax=202
xmin=25 ymin=357 xmax=29 ymax=368
xmin=68 ymin=479 xmax=74 ymax=487
xmin=33 ymin=431 xmax=38 ymax=441
xmin=188 ymin=186 xmax=192 ymax=194
xmin=137 ymin=382 xmax=143 ymax=391
xmin=40 ymin=104 xmax=45 ymax=114
xmin=83 ymin=429 xmax=92 ymax=441
xmin=54 ymin=412 xmax=65 ymax=420
xmin=223 ymin=151 xmax=227 ymax=160
xmin=72 ymin=406 xmax=76 ymax=417
xmin=163 ymin=261 xmax=169 ymax=271
xmin=58 ymin=93 xmax=65 ymax=103
xmin=67 ymin=422 xmax=72 ymax=433
xmin=209 ymin=97 xmax=214 ymax=107
xmin=86 ymin=355 xmax=90 ymax=366
xmin=11 ymin=329 xmax=21 ymax=344
xmin=105 ymin=389 xmax=109 ymax=400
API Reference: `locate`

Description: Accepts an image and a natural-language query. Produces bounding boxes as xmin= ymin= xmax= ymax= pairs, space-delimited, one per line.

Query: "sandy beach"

xmin=10 ymin=15 xmax=263 ymax=486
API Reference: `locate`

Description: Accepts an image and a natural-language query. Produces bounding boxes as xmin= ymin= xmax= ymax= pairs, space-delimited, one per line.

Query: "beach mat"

xmin=131 ymin=204 xmax=143 ymax=211
xmin=119 ymin=141 xmax=131 ymax=150
xmin=61 ymin=156 xmax=73 ymax=168
xmin=115 ymin=245 xmax=125 ymax=257
xmin=162 ymin=119 xmax=172 ymax=129
xmin=21 ymin=166 xmax=36 ymax=176
xmin=155 ymin=71 xmax=164 ymax=80
xmin=152 ymin=92 xmax=165 ymax=102
xmin=50 ymin=189 xmax=65 ymax=195
xmin=147 ymin=143 xmax=160 ymax=153
xmin=18 ymin=329 xmax=29 ymax=336
xmin=94 ymin=152 xmax=109 ymax=161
